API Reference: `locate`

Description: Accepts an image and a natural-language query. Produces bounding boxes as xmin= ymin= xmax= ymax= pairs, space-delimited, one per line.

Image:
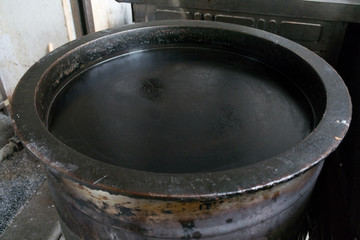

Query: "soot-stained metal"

xmin=11 ymin=21 xmax=351 ymax=239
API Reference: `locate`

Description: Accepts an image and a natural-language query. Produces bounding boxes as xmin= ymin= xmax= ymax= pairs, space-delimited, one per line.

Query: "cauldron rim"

xmin=11 ymin=20 xmax=351 ymax=198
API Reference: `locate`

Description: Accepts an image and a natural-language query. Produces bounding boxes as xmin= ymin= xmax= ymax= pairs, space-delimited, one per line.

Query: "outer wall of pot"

xmin=10 ymin=20 xmax=351 ymax=240
xmin=47 ymin=163 xmax=323 ymax=240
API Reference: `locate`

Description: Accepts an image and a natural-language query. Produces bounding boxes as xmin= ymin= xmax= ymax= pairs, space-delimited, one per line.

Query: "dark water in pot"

xmin=49 ymin=47 xmax=314 ymax=173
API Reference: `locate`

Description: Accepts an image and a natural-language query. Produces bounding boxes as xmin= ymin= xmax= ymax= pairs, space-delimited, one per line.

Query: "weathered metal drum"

xmin=11 ymin=21 xmax=351 ymax=239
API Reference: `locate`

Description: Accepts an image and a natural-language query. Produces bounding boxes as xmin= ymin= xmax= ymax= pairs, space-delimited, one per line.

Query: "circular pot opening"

xmin=47 ymin=46 xmax=317 ymax=174
xmin=11 ymin=20 xmax=351 ymax=239
xmin=12 ymin=20 xmax=350 ymax=196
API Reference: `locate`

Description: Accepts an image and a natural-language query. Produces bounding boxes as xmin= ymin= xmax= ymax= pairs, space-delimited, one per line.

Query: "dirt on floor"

xmin=0 ymin=150 xmax=46 ymax=235
xmin=0 ymin=112 xmax=46 ymax=236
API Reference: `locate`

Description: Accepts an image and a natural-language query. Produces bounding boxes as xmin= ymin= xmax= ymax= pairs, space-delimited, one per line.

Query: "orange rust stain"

xmin=102 ymin=195 xmax=109 ymax=200
xmin=76 ymin=185 xmax=86 ymax=190
xmin=272 ymin=191 xmax=280 ymax=202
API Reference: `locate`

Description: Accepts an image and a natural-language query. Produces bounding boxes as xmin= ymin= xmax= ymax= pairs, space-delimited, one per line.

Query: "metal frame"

xmin=116 ymin=0 xmax=360 ymax=23
xmin=80 ymin=0 xmax=95 ymax=34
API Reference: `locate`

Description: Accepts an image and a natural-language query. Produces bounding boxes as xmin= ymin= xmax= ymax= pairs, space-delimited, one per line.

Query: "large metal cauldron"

xmin=11 ymin=21 xmax=351 ymax=239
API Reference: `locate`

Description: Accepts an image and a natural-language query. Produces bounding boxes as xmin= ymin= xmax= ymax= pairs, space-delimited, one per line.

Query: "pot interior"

xmin=32 ymin=23 xmax=328 ymax=175
xmin=47 ymin=47 xmax=315 ymax=173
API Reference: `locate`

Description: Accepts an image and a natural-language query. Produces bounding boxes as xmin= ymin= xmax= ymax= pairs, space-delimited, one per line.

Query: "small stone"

xmin=0 ymin=113 xmax=14 ymax=148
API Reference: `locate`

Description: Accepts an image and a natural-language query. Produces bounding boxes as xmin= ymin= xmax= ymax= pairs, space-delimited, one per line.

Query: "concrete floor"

xmin=0 ymin=180 xmax=63 ymax=240
xmin=0 ymin=112 xmax=61 ymax=239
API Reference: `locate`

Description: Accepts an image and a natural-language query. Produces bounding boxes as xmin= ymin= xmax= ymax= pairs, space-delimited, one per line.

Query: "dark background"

xmin=307 ymin=23 xmax=360 ymax=240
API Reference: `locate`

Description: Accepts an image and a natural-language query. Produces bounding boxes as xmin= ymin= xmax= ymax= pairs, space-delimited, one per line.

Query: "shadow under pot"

xmin=11 ymin=20 xmax=351 ymax=240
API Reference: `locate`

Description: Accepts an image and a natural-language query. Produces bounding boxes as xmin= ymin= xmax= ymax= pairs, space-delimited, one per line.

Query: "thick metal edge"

xmin=10 ymin=20 xmax=352 ymax=199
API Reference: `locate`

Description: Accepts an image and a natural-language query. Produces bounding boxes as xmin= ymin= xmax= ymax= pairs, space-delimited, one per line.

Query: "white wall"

xmin=0 ymin=0 xmax=132 ymax=98
xmin=91 ymin=1 xmax=132 ymax=32
xmin=0 ymin=0 xmax=73 ymax=97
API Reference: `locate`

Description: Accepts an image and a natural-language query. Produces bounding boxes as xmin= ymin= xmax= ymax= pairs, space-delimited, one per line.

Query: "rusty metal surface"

xmin=10 ymin=21 xmax=352 ymax=239
xmin=48 ymin=164 xmax=322 ymax=239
